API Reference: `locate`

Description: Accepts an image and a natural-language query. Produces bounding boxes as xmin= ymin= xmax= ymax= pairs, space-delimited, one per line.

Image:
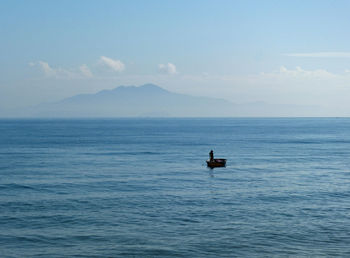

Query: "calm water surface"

xmin=1 ymin=118 xmax=350 ymax=257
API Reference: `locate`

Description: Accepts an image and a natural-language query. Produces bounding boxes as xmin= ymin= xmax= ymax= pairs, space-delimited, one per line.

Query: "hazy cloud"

xmin=158 ymin=63 xmax=177 ymax=74
xmin=99 ymin=56 xmax=125 ymax=72
xmin=284 ymin=52 xmax=350 ymax=58
xmin=261 ymin=66 xmax=337 ymax=80
xmin=79 ymin=64 xmax=93 ymax=78
xmin=30 ymin=61 xmax=91 ymax=79
xmin=38 ymin=61 xmax=57 ymax=77
xmin=17 ymin=62 xmax=350 ymax=116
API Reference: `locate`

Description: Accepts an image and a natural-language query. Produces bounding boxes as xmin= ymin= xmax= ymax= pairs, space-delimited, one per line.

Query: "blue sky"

xmin=1 ymin=0 xmax=350 ymax=114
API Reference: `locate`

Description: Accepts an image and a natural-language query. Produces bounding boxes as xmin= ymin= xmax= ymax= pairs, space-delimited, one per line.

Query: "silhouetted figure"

xmin=209 ymin=150 xmax=214 ymax=162
xmin=207 ymin=150 xmax=226 ymax=168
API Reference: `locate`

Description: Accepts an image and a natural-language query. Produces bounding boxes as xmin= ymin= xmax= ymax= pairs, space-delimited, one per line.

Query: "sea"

xmin=1 ymin=118 xmax=350 ymax=257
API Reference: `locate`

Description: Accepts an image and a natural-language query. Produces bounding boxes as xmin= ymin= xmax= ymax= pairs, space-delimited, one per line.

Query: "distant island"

xmin=2 ymin=84 xmax=324 ymax=118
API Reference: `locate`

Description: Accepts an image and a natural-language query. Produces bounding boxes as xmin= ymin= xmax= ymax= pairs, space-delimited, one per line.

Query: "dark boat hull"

xmin=206 ymin=159 xmax=226 ymax=168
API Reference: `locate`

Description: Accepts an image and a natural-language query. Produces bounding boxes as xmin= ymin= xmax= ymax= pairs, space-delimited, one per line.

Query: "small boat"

xmin=206 ymin=158 xmax=226 ymax=168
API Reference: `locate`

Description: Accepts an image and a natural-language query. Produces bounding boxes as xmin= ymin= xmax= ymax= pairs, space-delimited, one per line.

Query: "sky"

xmin=1 ymin=0 xmax=350 ymax=115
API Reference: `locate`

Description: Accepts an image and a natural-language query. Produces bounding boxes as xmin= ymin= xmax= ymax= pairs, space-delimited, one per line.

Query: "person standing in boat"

xmin=209 ymin=150 xmax=214 ymax=162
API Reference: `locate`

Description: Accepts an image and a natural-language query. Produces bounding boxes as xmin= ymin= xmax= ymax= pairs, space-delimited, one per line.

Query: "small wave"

xmin=119 ymin=246 xmax=181 ymax=257
xmin=82 ymin=151 xmax=160 ymax=156
xmin=0 ymin=183 xmax=35 ymax=190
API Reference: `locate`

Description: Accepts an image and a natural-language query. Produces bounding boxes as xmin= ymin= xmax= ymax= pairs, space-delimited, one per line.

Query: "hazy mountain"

xmin=2 ymin=84 xmax=325 ymax=117
xmin=20 ymin=84 xmax=237 ymax=117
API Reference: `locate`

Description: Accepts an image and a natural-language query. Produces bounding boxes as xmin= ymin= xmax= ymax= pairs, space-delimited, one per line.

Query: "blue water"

xmin=1 ymin=118 xmax=350 ymax=257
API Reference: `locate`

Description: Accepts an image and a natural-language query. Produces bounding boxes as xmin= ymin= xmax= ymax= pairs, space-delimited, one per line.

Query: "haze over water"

xmin=1 ymin=118 xmax=350 ymax=257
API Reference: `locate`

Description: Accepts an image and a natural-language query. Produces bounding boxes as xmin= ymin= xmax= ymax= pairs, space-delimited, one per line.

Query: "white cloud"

xmin=158 ymin=63 xmax=177 ymax=75
xmin=99 ymin=56 xmax=125 ymax=72
xmin=38 ymin=61 xmax=57 ymax=77
xmin=30 ymin=61 xmax=93 ymax=79
xmin=284 ymin=52 xmax=350 ymax=58
xmin=79 ymin=64 xmax=93 ymax=78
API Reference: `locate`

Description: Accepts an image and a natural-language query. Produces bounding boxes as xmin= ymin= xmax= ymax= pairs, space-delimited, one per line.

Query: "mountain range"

xmin=2 ymin=84 xmax=324 ymax=117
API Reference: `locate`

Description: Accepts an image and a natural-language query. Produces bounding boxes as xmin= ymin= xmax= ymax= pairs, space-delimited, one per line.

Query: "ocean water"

xmin=1 ymin=118 xmax=350 ymax=257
